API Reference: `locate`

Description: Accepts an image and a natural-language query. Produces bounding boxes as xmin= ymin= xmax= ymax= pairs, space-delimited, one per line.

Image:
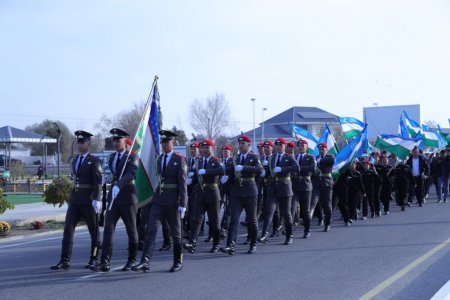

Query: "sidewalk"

xmin=0 ymin=202 xmax=67 ymax=226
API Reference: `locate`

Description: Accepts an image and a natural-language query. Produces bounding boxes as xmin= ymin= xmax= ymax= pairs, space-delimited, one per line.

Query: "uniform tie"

xmin=76 ymin=155 xmax=84 ymax=173
xmin=276 ymin=154 xmax=281 ymax=167
xmin=163 ymin=154 xmax=168 ymax=173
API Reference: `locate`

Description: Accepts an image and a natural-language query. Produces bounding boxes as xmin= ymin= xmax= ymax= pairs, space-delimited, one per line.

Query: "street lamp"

xmin=53 ymin=122 xmax=62 ymax=179
xmin=262 ymin=107 xmax=267 ymax=141
xmin=251 ymin=98 xmax=256 ymax=150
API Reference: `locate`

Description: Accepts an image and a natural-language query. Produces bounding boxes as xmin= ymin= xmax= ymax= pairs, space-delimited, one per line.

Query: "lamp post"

xmin=53 ymin=122 xmax=62 ymax=179
xmin=262 ymin=107 xmax=267 ymax=141
xmin=251 ymin=98 xmax=256 ymax=150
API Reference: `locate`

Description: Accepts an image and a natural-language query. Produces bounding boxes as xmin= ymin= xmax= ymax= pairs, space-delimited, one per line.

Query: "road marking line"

xmin=431 ymin=279 xmax=450 ymax=300
xmin=359 ymin=236 xmax=450 ymax=300
xmin=78 ymin=266 xmax=124 ymax=279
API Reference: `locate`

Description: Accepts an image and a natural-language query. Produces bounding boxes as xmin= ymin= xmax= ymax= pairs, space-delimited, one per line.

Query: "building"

xmin=237 ymin=106 xmax=339 ymax=144
xmin=363 ymin=104 xmax=420 ymax=141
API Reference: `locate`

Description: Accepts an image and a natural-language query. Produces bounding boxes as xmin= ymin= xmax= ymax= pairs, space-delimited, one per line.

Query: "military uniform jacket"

xmin=361 ymin=168 xmax=379 ymax=197
xmin=292 ymin=153 xmax=316 ymax=192
xmin=192 ymin=156 xmax=224 ymax=203
xmin=220 ymin=156 xmax=232 ymax=194
xmin=70 ymin=153 xmax=102 ymax=205
xmin=393 ymin=163 xmax=412 ymax=186
xmin=313 ymin=154 xmax=336 ymax=188
xmin=152 ymin=152 xmax=188 ymax=207
xmin=107 ymin=150 xmax=138 ymax=205
xmin=348 ymin=169 xmax=365 ymax=194
xmin=267 ymin=153 xmax=300 ymax=197
xmin=225 ymin=152 xmax=263 ymax=198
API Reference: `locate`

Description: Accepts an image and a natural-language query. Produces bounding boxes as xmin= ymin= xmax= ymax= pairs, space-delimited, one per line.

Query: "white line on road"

xmin=78 ymin=266 xmax=124 ymax=279
xmin=431 ymin=280 xmax=450 ymax=300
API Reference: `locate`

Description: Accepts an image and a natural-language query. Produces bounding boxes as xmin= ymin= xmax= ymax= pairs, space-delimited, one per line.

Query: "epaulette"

xmin=175 ymin=152 xmax=184 ymax=157
xmin=213 ymin=156 xmax=220 ymax=161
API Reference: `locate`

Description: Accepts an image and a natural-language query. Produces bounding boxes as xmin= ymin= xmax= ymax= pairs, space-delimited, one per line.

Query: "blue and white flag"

xmin=290 ymin=124 xmax=319 ymax=156
xmin=421 ymin=125 xmax=446 ymax=150
xmin=318 ymin=124 xmax=339 ymax=155
xmin=339 ymin=117 xmax=365 ymax=140
xmin=332 ymin=126 xmax=368 ymax=179
xmin=398 ymin=115 xmax=410 ymax=139
xmin=402 ymin=111 xmax=421 ymax=138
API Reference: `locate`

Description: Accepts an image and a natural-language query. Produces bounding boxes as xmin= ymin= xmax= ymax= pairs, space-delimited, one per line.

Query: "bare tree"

xmin=189 ymin=93 xmax=231 ymax=140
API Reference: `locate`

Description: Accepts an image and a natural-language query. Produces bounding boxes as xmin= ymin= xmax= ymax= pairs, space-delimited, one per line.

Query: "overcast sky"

xmin=1 ymin=0 xmax=449 ymax=138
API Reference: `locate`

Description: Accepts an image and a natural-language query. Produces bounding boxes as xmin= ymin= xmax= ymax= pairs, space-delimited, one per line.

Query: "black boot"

xmin=220 ymin=243 xmax=235 ymax=256
xmin=122 ymin=243 xmax=138 ymax=271
xmin=92 ymin=257 xmax=110 ymax=272
xmin=50 ymin=259 xmax=70 ymax=270
xmin=248 ymin=243 xmax=256 ymax=254
xmin=284 ymin=223 xmax=293 ymax=245
xmin=159 ymin=240 xmax=171 ymax=251
xmin=85 ymin=256 xmax=98 ymax=269
xmin=210 ymin=243 xmax=220 ymax=253
xmin=183 ymin=240 xmax=196 ymax=254
xmin=170 ymin=244 xmax=183 ymax=272
xmin=132 ymin=257 xmax=150 ymax=272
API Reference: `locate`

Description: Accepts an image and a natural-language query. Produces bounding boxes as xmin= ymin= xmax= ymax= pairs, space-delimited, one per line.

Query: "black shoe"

xmin=50 ymin=260 xmax=70 ymax=270
xmin=406 ymin=202 xmax=412 ymax=207
xmin=248 ymin=244 xmax=256 ymax=254
xmin=183 ymin=241 xmax=196 ymax=254
xmin=324 ymin=226 xmax=330 ymax=232
xmin=318 ymin=220 xmax=324 ymax=226
xmin=284 ymin=236 xmax=293 ymax=245
xmin=210 ymin=244 xmax=220 ymax=253
xmin=269 ymin=230 xmax=279 ymax=238
xmin=92 ymin=261 xmax=110 ymax=272
xmin=204 ymin=236 xmax=213 ymax=243
xmin=303 ymin=232 xmax=311 ymax=239
xmin=241 ymin=236 xmax=250 ymax=245
xmin=349 ymin=219 xmax=354 ymax=224
xmin=84 ymin=258 xmax=97 ymax=269
xmin=220 ymin=246 xmax=235 ymax=255
xmin=401 ymin=206 xmax=405 ymax=211
xmin=170 ymin=262 xmax=183 ymax=272
xmin=132 ymin=261 xmax=150 ymax=272
xmin=419 ymin=203 xmax=423 ymax=207
xmin=345 ymin=222 xmax=350 ymax=227
xmin=122 ymin=259 xmax=136 ymax=271
xmin=159 ymin=243 xmax=171 ymax=251
xmin=258 ymin=233 xmax=269 ymax=243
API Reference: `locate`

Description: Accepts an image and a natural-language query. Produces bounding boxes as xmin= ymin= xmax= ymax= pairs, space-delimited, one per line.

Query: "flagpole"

xmin=108 ymin=75 xmax=159 ymax=210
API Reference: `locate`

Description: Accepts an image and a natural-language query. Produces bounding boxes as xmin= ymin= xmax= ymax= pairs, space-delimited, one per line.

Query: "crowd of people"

xmin=50 ymin=128 xmax=450 ymax=273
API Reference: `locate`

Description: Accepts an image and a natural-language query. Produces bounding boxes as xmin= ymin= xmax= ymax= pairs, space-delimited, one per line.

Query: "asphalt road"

xmin=1 ymin=192 xmax=450 ymax=300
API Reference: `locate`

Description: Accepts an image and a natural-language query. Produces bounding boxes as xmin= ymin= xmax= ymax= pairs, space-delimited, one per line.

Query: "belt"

xmin=299 ymin=176 xmax=311 ymax=180
xmin=241 ymin=178 xmax=256 ymax=182
xmin=320 ymin=173 xmax=332 ymax=178
xmin=270 ymin=177 xmax=291 ymax=183
xmin=161 ymin=183 xmax=178 ymax=189
xmin=74 ymin=184 xmax=93 ymax=189
xmin=111 ymin=180 xmax=135 ymax=185
xmin=201 ymin=183 xmax=219 ymax=189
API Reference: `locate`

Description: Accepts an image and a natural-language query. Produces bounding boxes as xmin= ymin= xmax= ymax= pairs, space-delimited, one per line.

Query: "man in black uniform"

xmin=259 ymin=137 xmax=299 ymax=244
xmin=310 ymin=143 xmax=336 ymax=232
xmin=185 ymin=142 xmax=199 ymax=238
xmin=221 ymin=135 xmax=263 ymax=255
xmin=376 ymin=153 xmax=394 ymax=214
xmin=133 ymin=130 xmax=188 ymax=272
xmin=184 ymin=139 xmax=224 ymax=253
xmin=51 ymin=131 xmax=102 ymax=270
xmin=93 ymin=128 xmax=139 ymax=272
xmin=220 ymin=145 xmax=233 ymax=239
xmin=291 ymin=139 xmax=316 ymax=238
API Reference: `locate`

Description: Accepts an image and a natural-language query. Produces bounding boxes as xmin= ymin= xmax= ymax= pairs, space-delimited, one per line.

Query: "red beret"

xmin=318 ymin=142 xmax=328 ymax=148
xmin=297 ymin=139 xmax=308 ymax=146
xmin=275 ymin=137 xmax=287 ymax=145
xmin=200 ymin=139 xmax=214 ymax=147
xmin=286 ymin=142 xmax=296 ymax=148
xmin=257 ymin=142 xmax=264 ymax=149
xmin=222 ymin=145 xmax=232 ymax=151
xmin=189 ymin=142 xmax=199 ymax=148
xmin=371 ymin=152 xmax=380 ymax=157
xmin=238 ymin=135 xmax=251 ymax=143
xmin=263 ymin=140 xmax=274 ymax=147
xmin=126 ymin=138 xmax=133 ymax=146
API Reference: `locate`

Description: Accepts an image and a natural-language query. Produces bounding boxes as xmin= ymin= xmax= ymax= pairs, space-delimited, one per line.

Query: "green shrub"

xmin=43 ymin=177 xmax=73 ymax=207
xmin=0 ymin=188 xmax=14 ymax=214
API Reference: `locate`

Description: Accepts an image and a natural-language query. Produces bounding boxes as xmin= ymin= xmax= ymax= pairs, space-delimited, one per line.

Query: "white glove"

xmin=263 ymin=160 xmax=268 ymax=166
xmin=198 ymin=169 xmax=206 ymax=175
xmin=92 ymin=200 xmax=100 ymax=214
xmin=274 ymin=167 xmax=282 ymax=173
xmin=234 ymin=165 xmax=244 ymax=172
xmin=178 ymin=206 xmax=186 ymax=219
xmin=188 ymin=172 xmax=194 ymax=178
xmin=186 ymin=178 xmax=192 ymax=185
xmin=112 ymin=185 xmax=120 ymax=199
xmin=260 ymin=170 xmax=266 ymax=177
xmin=220 ymin=175 xmax=229 ymax=184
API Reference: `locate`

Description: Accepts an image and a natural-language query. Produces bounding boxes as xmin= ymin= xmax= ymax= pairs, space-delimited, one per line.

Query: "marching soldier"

xmin=361 ymin=159 xmax=379 ymax=219
xmin=256 ymin=142 xmax=265 ymax=224
xmin=310 ymin=143 xmax=336 ymax=232
xmin=220 ymin=145 xmax=233 ymax=239
xmin=133 ymin=130 xmax=187 ymax=272
xmin=93 ymin=128 xmax=139 ymax=272
xmin=184 ymin=139 xmax=224 ymax=254
xmin=376 ymin=153 xmax=394 ymax=214
xmin=258 ymin=141 xmax=273 ymax=223
xmin=291 ymin=139 xmax=316 ymax=238
xmin=393 ymin=160 xmax=412 ymax=210
xmin=221 ymin=135 xmax=263 ymax=255
xmin=259 ymin=137 xmax=299 ymax=245
xmin=51 ymin=131 xmax=102 ymax=270
xmin=184 ymin=142 xmax=200 ymax=238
